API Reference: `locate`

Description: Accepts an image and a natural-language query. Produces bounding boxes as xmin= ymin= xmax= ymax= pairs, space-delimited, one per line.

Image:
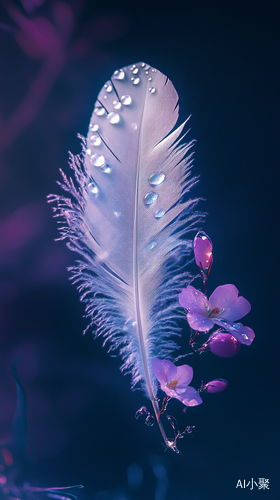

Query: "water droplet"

xmin=148 ymin=172 xmax=166 ymax=186
xmin=88 ymin=181 xmax=98 ymax=195
xmin=132 ymin=67 xmax=139 ymax=74
xmin=90 ymin=123 xmax=99 ymax=131
xmin=90 ymin=154 xmax=106 ymax=167
xmin=130 ymin=64 xmax=136 ymax=70
xmin=90 ymin=135 xmax=101 ymax=146
xmin=155 ymin=210 xmax=165 ymax=219
xmin=140 ymin=62 xmax=146 ymax=67
xmin=131 ymin=123 xmax=137 ymax=130
xmin=135 ymin=406 xmax=147 ymax=419
xmin=101 ymin=164 xmax=111 ymax=174
xmin=144 ymin=192 xmax=159 ymax=206
xmin=145 ymin=70 xmax=149 ymax=75
xmin=121 ymin=95 xmax=132 ymax=105
xmin=151 ymin=68 xmax=156 ymax=72
xmin=104 ymin=81 xmax=113 ymax=92
xmin=148 ymin=76 xmax=152 ymax=81
xmin=145 ymin=415 xmax=155 ymax=427
xmin=124 ymin=318 xmax=137 ymax=330
xmin=149 ymin=87 xmax=156 ymax=94
xmin=94 ymin=106 xmax=106 ymax=116
xmin=131 ymin=77 xmax=140 ymax=85
xmin=113 ymin=100 xmax=122 ymax=110
xmin=113 ymin=69 xmax=125 ymax=80
xmin=103 ymin=95 xmax=107 ymax=99
xmin=86 ymin=148 xmax=91 ymax=156
xmin=107 ymin=112 xmax=120 ymax=124
xmin=113 ymin=211 xmax=120 ymax=217
xmin=148 ymin=241 xmax=157 ymax=250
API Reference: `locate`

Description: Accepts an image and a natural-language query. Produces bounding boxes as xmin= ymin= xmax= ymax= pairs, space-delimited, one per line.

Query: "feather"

xmin=48 ymin=62 xmax=201 ymax=447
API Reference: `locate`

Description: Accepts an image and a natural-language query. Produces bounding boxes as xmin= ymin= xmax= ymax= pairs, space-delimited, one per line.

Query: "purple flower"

xmin=152 ymin=359 xmax=203 ymax=407
xmin=202 ymin=379 xmax=228 ymax=393
xmin=179 ymin=284 xmax=255 ymax=345
xmin=207 ymin=332 xmax=241 ymax=357
xmin=193 ymin=231 xmax=213 ymax=269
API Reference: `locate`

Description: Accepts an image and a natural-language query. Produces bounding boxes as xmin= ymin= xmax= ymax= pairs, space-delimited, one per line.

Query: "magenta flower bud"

xmin=208 ymin=332 xmax=241 ymax=357
xmin=203 ymin=379 xmax=228 ymax=393
xmin=193 ymin=231 xmax=213 ymax=269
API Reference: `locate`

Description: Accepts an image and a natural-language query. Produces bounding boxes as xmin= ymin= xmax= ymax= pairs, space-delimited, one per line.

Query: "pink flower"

xmin=152 ymin=359 xmax=203 ymax=407
xmin=193 ymin=231 xmax=213 ymax=269
xmin=179 ymin=284 xmax=255 ymax=345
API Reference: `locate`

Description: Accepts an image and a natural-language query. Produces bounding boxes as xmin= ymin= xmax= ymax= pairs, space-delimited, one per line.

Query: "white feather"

xmin=49 ymin=62 xmax=200 ymax=446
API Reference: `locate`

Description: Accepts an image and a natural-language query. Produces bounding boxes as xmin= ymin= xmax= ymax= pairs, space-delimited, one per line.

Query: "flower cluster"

xmin=150 ymin=231 xmax=254 ymax=450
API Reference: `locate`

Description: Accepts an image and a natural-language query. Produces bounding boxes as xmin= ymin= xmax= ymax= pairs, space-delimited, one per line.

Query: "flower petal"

xmin=179 ymin=285 xmax=209 ymax=314
xmin=152 ymin=359 xmax=176 ymax=385
xmin=213 ymin=319 xmax=255 ymax=345
xmin=220 ymin=296 xmax=251 ymax=321
xmin=209 ymin=284 xmax=239 ymax=313
xmin=181 ymin=386 xmax=203 ymax=406
xmin=187 ymin=312 xmax=214 ymax=332
xmin=175 ymin=364 xmax=193 ymax=393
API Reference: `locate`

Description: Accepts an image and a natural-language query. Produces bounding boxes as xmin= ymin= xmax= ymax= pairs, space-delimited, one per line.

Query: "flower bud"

xmin=208 ymin=332 xmax=241 ymax=357
xmin=202 ymin=379 xmax=228 ymax=393
xmin=193 ymin=231 xmax=213 ymax=269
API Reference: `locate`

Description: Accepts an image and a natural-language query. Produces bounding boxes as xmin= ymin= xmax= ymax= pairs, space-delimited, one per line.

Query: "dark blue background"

xmin=0 ymin=1 xmax=279 ymax=499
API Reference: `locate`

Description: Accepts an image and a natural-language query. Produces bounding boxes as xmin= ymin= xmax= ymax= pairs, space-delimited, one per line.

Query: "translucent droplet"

xmin=131 ymin=77 xmax=140 ymax=85
xmin=113 ymin=69 xmax=125 ymax=80
xmin=124 ymin=318 xmax=137 ymax=330
xmin=103 ymin=95 xmax=107 ymax=99
xmin=86 ymin=148 xmax=91 ymax=156
xmin=107 ymin=112 xmax=120 ymax=124
xmin=140 ymin=62 xmax=146 ymax=67
xmin=135 ymin=406 xmax=147 ymax=419
xmin=131 ymin=123 xmax=137 ymax=130
xmin=113 ymin=100 xmax=122 ymax=110
xmin=101 ymin=164 xmax=111 ymax=174
xmin=144 ymin=192 xmax=158 ymax=206
xmin=148 ymin=76 xmax=152 ymax=81
xmin=113 ymin=211 xmax=120 ymax=217
xmin=88 ymin=181 xmax=98 ymax=195
xmin=94 ymin=106 xmax=106 ymax=116
xmin=121 ymin=95 xmax=132 ymax=105
xmin=149 ymin=87 xmax=156 ymax=94
xmin=132 ymin=67 xmax=139 ymax=74
xmin=155 ymin=210 xmax=165 ymax=219
xmin=145 ymin=70 xmax=149 ymax=75
xmin=152 ymin=68 xmax=156 ymax=72
xmin=148 ymin=241 xmax=157 ymax=250
xmin=104 ymin=81 xmax=113 ymax=92
xmin=90 ymin=135 xmax=101 ymax=146
xmin=90 ymin=123 xmax=99 ymax=131
xmin=145 ymin=415 xmax=155 ymax=427
xmin=130 ymin=64 xmax=136 ymax=70
xmin=90 ymin=154 xmax=105 ymax=167
xmin=148 ymin=172 xmax=166 ymax=186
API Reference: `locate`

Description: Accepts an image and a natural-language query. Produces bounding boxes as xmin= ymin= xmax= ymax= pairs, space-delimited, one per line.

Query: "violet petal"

xmin=187 ymin=312 xmax=214 ymax=332
xmin=213 ymin=320 xmax=255 ymax=345
xmin=175 ymin=364 xmax=193 ymax=393
xmin=179 ymin=285 xmax=209 ymax=313
xmin=209 ymin=284 xmax=239 ymax=313
xmin=181 ymin=386 xmax=203 ymax=406
xmin=220 ymin=295 xmax=251 ymax=321
xmin=152 ymin=359 xmax=176 ymax=385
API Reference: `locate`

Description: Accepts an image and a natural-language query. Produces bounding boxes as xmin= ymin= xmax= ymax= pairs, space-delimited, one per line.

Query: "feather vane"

xmin=49 ymin=62 xmax=200 ymax=446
